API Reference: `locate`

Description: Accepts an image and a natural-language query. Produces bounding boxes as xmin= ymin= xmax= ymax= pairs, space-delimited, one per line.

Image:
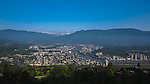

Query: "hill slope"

xmin=0 ymin=29 xmax=56 ymax=44
xmin=58 ymin=28 xmax=150 ymax=46
xmin=1 ymin=28 xmax=150 ymax=46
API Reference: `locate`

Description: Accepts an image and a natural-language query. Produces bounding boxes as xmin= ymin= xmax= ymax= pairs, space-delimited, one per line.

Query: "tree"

xmin=46 ymin=70 xmax=50 ymax=76
xmin=105 ymin=63 xmax=116 ymax=77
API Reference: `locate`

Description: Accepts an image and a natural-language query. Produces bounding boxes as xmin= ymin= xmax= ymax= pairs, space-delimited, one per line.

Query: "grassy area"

xmin=0 ymin=73 xmax=3 ymax=77
xmin=35 ymin=75 xmax=46 ymax=79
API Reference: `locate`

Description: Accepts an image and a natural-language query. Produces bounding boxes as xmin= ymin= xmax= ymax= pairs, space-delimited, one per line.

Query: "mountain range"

xmin=0 ymin=28 xmax=150 ymax=46
xmin=0 ymin=29 xmax=55 ymax=44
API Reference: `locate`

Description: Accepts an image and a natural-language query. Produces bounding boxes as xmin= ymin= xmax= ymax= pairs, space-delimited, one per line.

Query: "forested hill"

xmin=59 ymin=28 xmax=150 ymax=46
xmin=0 ymin=29 xmax=56 ymax=44
xmin=1 ymin=28 xmax=150 ymax=46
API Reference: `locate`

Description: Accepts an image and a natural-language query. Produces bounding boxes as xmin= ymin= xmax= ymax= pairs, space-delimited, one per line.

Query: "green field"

xmin=35 ymin=75 xmax=46 ymax=79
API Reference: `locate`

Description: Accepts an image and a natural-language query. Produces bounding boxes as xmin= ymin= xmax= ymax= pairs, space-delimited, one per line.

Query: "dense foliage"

xmin=0 ymin=64 xmax=150 ymax=84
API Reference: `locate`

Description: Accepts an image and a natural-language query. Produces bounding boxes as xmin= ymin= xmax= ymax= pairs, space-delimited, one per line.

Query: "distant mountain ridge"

xmin=58 ymin=28 xmax=150 ymax=46
xmin=0 ymin=28 xmax=150 ymax=46
xmin=0 ymin=29 xmax=56 ymax=44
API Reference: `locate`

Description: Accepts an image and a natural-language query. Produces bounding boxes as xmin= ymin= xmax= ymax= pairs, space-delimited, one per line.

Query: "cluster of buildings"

xmin=107 ymin=53 xmax=148 ymax=61
xmin=1 ymin=44 xmax=148 ymax=67
xmin=128 ymin=53 xmax=148 ymax=60
xmin=0 ymin=57 xmax=14 ymax=63
xmin=96 ymin=52 xmax=103 ymax=56
xmin=79 ymin=44 xmax=102 ymax=55
xmin=25 ymin=45 xmax=108 ymax=66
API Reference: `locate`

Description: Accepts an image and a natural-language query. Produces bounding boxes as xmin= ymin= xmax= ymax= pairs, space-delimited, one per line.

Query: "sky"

xmin=0 ymin=0 xmax=150 ymax=34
